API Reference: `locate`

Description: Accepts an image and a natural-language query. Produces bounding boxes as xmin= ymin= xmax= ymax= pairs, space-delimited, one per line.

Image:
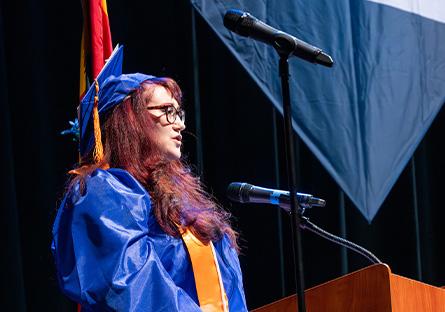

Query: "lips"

xmin=173 ymin=135 xmax=182 ymax=143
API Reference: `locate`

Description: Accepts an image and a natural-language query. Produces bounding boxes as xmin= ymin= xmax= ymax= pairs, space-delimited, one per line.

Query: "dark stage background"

xmin=1 ymin=0 xmax=444 ymax=310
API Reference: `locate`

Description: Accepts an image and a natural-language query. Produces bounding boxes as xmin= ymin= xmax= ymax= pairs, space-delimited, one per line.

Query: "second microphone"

xmin=227 ymin=182 xmax=326 ymax=211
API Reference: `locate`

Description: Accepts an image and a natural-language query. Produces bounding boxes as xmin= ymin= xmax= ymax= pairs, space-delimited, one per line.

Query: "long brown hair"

xmin=71 ymin=77 xmax=238 ymax=250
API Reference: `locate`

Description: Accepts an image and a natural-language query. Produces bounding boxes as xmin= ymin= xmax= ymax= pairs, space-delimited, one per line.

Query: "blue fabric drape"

xmin=191 ymin=0 xmax=445 ymax=221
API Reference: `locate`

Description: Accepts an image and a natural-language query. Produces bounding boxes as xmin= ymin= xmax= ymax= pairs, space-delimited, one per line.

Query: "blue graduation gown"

xmin=52 ymin=168 xmax=248 ymax=311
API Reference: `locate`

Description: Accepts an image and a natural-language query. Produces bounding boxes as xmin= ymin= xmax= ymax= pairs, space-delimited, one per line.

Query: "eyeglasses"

xmin=146 ymin=105 xmax=185 ymax=124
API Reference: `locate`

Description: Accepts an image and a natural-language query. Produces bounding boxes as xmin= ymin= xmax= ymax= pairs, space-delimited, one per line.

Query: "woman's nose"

xmin=173 ymin=117 xmax=186 ymax=131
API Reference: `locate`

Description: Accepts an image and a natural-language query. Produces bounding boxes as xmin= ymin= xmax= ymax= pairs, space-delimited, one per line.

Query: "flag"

xmin=190 ymin=0 xmax=445 ymax=221
xmin=80 ymin=0 xmax=113 ymax=99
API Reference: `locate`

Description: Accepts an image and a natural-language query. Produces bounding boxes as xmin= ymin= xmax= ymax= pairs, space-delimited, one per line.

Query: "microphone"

xmin=223 ymin=9 xmax=333 ymax=67
xmin=227 ymin=182 xmax=326 ymax=211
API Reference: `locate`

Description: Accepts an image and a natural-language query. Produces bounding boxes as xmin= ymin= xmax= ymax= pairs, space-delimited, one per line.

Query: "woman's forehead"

xmin=145 ymin=85 xmax=179 ymax=106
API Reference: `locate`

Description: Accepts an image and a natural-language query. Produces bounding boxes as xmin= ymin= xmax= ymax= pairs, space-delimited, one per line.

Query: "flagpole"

xmin=278 ymin=55 xmax=306 ymax=312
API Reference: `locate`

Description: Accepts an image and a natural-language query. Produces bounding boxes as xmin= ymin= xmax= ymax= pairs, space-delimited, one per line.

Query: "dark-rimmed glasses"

xmin=146 ymin=105 xmax=185 ymax=124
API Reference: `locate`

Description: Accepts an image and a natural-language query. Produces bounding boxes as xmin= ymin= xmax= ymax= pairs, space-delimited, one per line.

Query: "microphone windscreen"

xmin=223 ymin=9 xmax=251 ymax=37
xmin=226 ymin=182 xmax=252 ymax=203
xmin=223 ymin=9 xmax=242 ymax=30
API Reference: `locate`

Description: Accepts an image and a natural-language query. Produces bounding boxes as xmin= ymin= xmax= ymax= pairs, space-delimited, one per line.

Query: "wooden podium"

xmin=251 ymin=264 xmax=445 ymax=311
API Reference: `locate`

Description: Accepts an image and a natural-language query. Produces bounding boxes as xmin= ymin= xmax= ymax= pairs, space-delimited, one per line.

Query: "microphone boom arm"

xmin=299 ymin=215 xmax=383 ymax=264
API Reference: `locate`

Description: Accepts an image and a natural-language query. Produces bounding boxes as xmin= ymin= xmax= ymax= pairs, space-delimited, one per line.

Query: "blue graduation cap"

xmin=79 ymin=45 xmax=155 ymax=162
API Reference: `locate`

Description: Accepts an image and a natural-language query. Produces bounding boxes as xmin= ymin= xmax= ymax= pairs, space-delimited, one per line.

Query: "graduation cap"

xmin=79 ymin=45 xmax=155 ymax=163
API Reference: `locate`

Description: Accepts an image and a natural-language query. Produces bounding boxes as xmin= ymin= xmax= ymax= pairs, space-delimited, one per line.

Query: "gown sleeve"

xmin=51 ymin=169 xmax=201 ymax=311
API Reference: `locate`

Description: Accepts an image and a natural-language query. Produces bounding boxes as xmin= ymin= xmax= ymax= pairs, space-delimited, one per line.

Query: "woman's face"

xmin=144 ymin=85 xmax=185 ymax=161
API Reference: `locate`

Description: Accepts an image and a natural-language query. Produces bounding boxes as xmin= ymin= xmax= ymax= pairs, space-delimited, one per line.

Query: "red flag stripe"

xmin=88 ymin=0 xmax=113 ymax=79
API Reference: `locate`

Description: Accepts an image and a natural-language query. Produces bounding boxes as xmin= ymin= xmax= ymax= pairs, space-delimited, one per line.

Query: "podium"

xmin=251 ymin=264 xmax=445 ymax=312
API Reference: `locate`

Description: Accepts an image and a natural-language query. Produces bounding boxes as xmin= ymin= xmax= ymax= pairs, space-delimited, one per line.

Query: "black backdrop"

xmin=1 ymin=0 xmax=445 ymax=310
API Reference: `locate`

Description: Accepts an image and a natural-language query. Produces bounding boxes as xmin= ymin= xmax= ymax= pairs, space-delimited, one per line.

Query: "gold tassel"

xmin=92 ymin=80 xmax=104 ymax=163
xmin=69 ymin=80 xmax=109 ymax=174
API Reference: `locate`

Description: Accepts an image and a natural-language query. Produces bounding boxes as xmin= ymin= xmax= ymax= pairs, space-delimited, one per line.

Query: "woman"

xmin=52 ymin=72 xmax=247 ymax=311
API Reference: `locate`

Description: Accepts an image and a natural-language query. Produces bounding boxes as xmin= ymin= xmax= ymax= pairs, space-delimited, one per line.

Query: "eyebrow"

xmin=147 ymin=102 xmax=181 ymax=109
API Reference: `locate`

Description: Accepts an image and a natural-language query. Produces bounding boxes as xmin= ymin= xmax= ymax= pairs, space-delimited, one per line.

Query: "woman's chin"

xmin=165 ymin=150 xmax=181 ymax=162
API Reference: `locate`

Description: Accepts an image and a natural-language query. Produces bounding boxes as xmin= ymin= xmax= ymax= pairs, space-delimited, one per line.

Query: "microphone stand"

xmin=278 ymin=53 xmax=306 ymax=312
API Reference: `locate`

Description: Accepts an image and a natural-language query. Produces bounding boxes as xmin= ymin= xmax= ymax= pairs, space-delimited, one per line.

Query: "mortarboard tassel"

xmin=92 ymin=80 xmax=104 ymax=163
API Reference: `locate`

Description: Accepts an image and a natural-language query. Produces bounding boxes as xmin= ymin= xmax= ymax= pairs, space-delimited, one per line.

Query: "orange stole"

xmin=181 ymin=229 xmax=229 ymax=312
